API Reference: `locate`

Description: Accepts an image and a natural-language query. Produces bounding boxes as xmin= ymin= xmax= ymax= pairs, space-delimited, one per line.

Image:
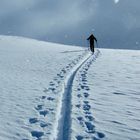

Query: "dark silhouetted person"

xmin=87 ymin=34 xmax=97 ymax=53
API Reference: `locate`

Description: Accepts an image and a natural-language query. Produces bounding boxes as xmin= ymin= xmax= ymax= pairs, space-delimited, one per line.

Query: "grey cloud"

xmin=0 ymin=0 xmax=139 ymax=49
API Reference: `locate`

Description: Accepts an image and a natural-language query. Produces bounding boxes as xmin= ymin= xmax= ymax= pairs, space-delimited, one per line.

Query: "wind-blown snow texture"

xmin=0 ymin=36 xmax=140 ymax=140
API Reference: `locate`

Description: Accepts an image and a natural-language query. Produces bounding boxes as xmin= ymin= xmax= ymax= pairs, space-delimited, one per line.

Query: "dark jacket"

xmin=87 ymin=34 xmax=97 ymax=45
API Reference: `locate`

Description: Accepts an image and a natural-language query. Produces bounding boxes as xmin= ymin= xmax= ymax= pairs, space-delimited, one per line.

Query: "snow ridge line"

xmin=52 ymin=50 xmax=100 ymax=140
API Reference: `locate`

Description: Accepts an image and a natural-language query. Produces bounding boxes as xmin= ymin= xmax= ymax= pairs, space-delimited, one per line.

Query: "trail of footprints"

xmin=23 ymin=50 xmax=89 ymax=140
xmin=74 ymin=50 xmax=105 ymax=140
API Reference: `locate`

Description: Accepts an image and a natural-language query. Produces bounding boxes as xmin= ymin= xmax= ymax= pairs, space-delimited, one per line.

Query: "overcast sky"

xmin=0 ymin=0 xmax=140 ymax=49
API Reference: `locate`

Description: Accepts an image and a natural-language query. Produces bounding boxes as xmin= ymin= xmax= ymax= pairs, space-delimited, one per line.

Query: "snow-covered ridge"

xmin=0 ymin=35 xmax=82 ymax=49
xmin=0 ymin=35 xmax=140 ymax=140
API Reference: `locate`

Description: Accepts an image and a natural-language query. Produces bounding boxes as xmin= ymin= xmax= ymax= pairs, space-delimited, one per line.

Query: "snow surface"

xmin=0 ymin=35 xmax=140 ymax=140
xmin=71 ymin=49 xmax=140 ymax=140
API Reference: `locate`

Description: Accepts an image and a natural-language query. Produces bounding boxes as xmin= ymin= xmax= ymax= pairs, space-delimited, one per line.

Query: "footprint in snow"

xmin=85 ymin=86 xmax=90 ymax=91
xmin=39 ymin=110 xmax=49 ymax=117
xmin=77 ymin=117 xmax=84 ymax=126
xmin=81 ymin=74 xmax=86 ymax=78
xmin=85 ymin=111 xmax=91 ymax=115
xmin=77 ymin=94 xmax=82 ymax=98
xmin=35 ymin=105 xmax=43 ymax=111
xmin=57 ymin=73 xmax=64 ymax=78
xmin=83 ymin=92 xmax=89 ymax=98
xmin=83 ymin=101 xmax=89 ymax=104
xmin=61 ymin=69 xmax=66 ymax=74
xmin=77 ymin=88 xmax=81 ymax=91
xmin=82 ymin=82 xmax=87 ymax=85
xmin=96 ymin=132 xmax=105 ymax=139
xmin=40 ymin=121 xmax=51 ymax=128
xmin=77 ymin=116 xmax=83 ymax=121
xmin=83 ymin=101 xmax=91 ymax=114
xmin=66 ymin=65 xmax=69 ymax=69
xmin=49 ymin=82 xmax=55 ymax=86
xmin=83 ymin=104 xmax=91 ymax=112
xmin=29 ymin=118 xmax=39 ymax=124
xmin=76 ymin=135 xmax=84 ymax=140
xmin=47 ymin=97 xmax=55 ymax=101
xmin=81 ymin=78 xmax=87 ymax=82
xmin=85 ymin=122 xmax=95 ymax=133
xmin=48 ymin=87 xmax=56 ymax=92
xmin=76 ymin=104 xmax=81 ymax=108
xmin=31 ymin=131 xmax=44 ymax=139
xmin=84 ymin=68 xmax=88 ymax=71
xmin=41 ymin=96 xmax=46 ymax=99
xmin=85 ymin=115 xmax=94 ymax=121
xmin=81 ymin=85 xmax=89 ymax=90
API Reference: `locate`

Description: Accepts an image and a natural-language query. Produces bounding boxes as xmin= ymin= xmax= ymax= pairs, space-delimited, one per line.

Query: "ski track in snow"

xmin=55 ymin=51 xmax=94 ymax=140
xmin=24 ymin=49 xmax=103 ymax=140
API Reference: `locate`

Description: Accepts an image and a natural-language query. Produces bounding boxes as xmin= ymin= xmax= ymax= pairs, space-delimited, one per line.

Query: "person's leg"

xmin=91 ymin=45 xmax=94 ymax=52
xmin=93 ymin=45 xmax=94 ymax=53
xmin=90 ymin=45 xmax=92 ymax=52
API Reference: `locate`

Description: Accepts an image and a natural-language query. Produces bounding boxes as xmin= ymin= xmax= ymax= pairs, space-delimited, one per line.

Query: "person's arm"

xmin=87 ymin=35 xmax=91 ymax=40
xmin=94 ymin=37 xmax=97 ymax=42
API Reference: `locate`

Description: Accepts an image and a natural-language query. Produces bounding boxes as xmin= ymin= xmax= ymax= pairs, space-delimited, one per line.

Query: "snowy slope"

xmin=71 ymin=49 xmax=140 ymax=140
xmin=86 ymin=49 xmax=140 ymax=140
xmin=0 ymin=35 xmax=88 ymax=140
xmin=0 ymin=36 xmax=140 ymax=140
